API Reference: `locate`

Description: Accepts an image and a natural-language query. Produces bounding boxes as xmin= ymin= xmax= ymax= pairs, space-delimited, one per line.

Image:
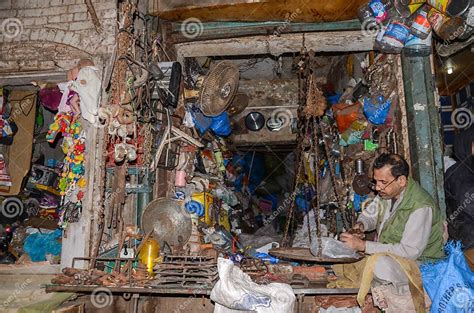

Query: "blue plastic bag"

xmin=209 ymin=111 xmax=232 ymax=136
xmin=191 ymin=108 xmax=231 ymax=136
xmin=23 ymin=229 xmax=62 ymax=262
xmin=363 ymin=95 xmax=392 ymax=125
xmin=420 ymin=241 xmax=474 ymax=312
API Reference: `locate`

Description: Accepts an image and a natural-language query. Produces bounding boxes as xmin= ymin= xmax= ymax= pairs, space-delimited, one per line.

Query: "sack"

xmin=420 ymin=241 xmax=474 ymax=312
xmin=210 ymin=258 xmax=295 ymax=312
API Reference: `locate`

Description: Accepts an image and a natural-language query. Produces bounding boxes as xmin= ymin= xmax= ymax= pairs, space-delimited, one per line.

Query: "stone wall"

xmin=0 ymin=0 xmax=117 ymax=75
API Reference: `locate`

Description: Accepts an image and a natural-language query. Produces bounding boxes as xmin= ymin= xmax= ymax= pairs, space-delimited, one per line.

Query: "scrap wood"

xmin=84 ymin=0 xmax=103 ymax=34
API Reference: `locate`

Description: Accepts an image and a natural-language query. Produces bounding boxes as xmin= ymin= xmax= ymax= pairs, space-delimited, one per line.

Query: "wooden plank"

xmin=395 ymin=55 xmax=411 ymax=168
xmin=176 ymin=31 xmax=375 ymax=59
xmin=149 ymin=0 xmax=366 ymax=23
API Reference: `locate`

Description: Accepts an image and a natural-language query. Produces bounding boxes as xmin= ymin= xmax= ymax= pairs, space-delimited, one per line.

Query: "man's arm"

xmin=356 ymin=197 xmax=381 ymax=232
xmin=365 ymin=207 xmax=433 ymax=259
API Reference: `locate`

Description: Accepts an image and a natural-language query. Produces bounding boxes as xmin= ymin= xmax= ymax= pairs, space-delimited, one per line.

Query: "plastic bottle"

xmin=403 ymin=32 xmax=433 ymax=56
xmin=139 ymin=238 xmax=160 ymax=276
xmin=409 ymin=5 xmax=432 ymax=39
xmin=358 ymin=3 xmax=379 ymax=30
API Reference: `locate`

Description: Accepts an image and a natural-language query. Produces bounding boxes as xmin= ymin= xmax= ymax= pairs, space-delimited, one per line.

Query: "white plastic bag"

xmin=211 ymin=258 xmax=295 ymax=313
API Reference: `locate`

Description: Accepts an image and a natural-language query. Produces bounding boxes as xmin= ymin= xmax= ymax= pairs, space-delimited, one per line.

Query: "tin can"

xmin=428 ymin=8 xmax=465 ymax=40
xmin=410 ymin=5 xmax=432 ymax=38
xmin=427 ymin=0 xmax=470 ymax=16
xmin=381 ymin=20 xmax=411 ymax=53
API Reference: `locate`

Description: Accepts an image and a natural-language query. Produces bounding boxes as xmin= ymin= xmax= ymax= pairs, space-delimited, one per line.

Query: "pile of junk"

xmin=0 ymin=59 xmax=94 ymax=265
xmin=50 ymin=1 xmax=408 ymax=303
xmin=6 ymin=0 xmax=462 ymax=311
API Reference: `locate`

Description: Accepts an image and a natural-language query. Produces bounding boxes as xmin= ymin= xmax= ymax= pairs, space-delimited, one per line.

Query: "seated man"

xmin=340 ymin=153 xmax=445 ymax=308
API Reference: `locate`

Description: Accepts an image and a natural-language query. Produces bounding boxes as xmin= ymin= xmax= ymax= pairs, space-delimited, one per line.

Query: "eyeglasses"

xmin=369 ymin=176 xmax=399 ymax=191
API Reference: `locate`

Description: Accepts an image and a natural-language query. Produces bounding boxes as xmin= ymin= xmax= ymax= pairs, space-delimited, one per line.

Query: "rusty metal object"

xmin=141 ymin=198 xmax=192 ymax=247
xmin=269 ymin=247 xmax=363 ymax=263
xmin=151 ymin=255 xmax=218 ymax=288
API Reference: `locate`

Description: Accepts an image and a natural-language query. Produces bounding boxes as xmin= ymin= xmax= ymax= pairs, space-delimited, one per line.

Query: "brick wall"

xmin=0 ymin=0 xmax=117 ymax=75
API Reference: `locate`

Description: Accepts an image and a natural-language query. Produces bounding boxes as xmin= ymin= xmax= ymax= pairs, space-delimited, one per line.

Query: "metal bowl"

xmin=141 ymin=198 xmax=192 ymax=247
xmin=245 ymin=112 xmax=265 ymax=131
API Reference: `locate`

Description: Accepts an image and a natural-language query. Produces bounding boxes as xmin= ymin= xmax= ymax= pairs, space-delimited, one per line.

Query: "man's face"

xmin=373 ymin=165 xmax=406 ymax=200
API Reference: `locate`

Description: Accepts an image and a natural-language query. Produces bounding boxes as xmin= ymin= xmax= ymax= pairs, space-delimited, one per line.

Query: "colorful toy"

xmin=46 ymin=112 xmax=87 ymax=229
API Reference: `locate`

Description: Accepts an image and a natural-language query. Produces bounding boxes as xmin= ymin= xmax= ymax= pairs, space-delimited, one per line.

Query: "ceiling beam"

xmin=170 ymin=20 xmax=362 ymax=43
xmin=175 ymin=30 xmax=375 ymax=60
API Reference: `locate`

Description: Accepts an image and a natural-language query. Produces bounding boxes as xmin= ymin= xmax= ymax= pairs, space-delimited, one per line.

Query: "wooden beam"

xmin=175 ymin=31 xmax=375 ymax=59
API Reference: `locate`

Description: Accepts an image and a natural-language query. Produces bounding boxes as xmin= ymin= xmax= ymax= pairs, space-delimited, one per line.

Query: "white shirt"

xmin=357 ymin=190 xmax=433 ymax=260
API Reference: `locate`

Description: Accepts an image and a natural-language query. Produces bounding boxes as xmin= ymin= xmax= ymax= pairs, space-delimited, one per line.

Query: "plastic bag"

xmin=310 ymin=237 xmax=360 ymax=259
xmin=332 ymin=101 xmax=363 ymax=133
xmin=420 ymin=241 xmax=474 ymax=312
xmin=210 ymin=111 xmax=232 ymax=136
xmin=363 ymin=95 xmax=392 ymax=125
xmin=211 ymin=258 xmax=295 ymax=313
xmin=23 ymin=229 xmax=62 ymax=262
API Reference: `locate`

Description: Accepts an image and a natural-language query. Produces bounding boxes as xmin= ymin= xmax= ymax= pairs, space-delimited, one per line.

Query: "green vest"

xmin=378 ymin=178 xmax=445 ymax=261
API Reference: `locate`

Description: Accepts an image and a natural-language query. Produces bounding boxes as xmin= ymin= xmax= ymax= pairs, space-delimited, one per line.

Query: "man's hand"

xmin=347 ymin=222 xmax=365 ymax=239
xmin=340 ymin=233 xmax=366 ymax=252
xmin=352 ymin=222 xmax=364 ymax=232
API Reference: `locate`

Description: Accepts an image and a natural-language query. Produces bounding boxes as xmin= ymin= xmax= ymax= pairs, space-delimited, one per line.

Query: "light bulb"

xmin=447 ymin=67 xmax=454 ymax=75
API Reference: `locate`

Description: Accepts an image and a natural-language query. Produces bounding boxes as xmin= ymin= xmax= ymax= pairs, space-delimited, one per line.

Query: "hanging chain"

xmin=311 ymin=118 xmax=323 ymax=257
xmin=282 ymin=118 xmax=308 ymax=247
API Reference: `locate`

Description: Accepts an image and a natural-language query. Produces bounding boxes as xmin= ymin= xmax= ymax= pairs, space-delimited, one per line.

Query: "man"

xmin=340 ymin=153 xmax=445 ymax=308
xmin=444 ymin=126 xmax=474 ymax=271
